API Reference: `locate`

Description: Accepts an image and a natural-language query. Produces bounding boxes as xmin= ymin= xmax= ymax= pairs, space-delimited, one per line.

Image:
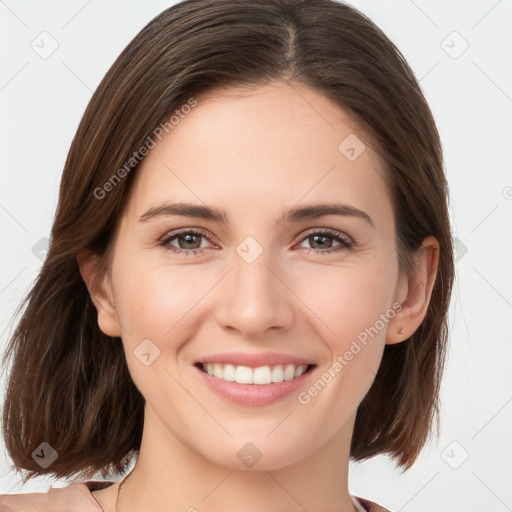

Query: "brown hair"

xmin=1 ymin=0 xmax=454 ymax=482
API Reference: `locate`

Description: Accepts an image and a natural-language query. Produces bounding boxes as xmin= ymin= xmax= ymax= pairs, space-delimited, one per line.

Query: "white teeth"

xmin=253 ymin=366 xmax=272 ymax=385
xmin=201 ymin=363 xmax=309 ymax=385
xmin=213 ymin=363 xmax=223 ymax=379
xmin=235 ymin=365 xmax=253 ymax=384
xmin=223 ymin=363 xmax=236 ymax=382
xmin=271 ymin=365 xmax=284 ymax=383
xmin=295 ymin=365 xmax=307 ymax=378
xmin=284 ymin=364 xmax=295 ymax=381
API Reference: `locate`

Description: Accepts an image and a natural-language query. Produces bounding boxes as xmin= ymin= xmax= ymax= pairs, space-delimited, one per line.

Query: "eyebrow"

xmin=139 ymin=201 xmax=374 ymax=228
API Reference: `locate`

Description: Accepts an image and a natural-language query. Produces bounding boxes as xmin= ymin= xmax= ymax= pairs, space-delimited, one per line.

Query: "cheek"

xmin=110 ymin=260 xmax=209 ymax=412
xmin=113 ymin=248 xmax=398 ymax=354
xmin=292 ymin=256 xmax=398 ymax=405
xmin=293 ymin=256 xmax=399 ymax=348
xmin=114 ymin=259 xmax=202 ymax=335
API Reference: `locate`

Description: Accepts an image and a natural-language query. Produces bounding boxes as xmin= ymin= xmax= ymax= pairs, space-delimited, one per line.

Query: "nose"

xmin=214 ymin=247 xmax=295 ymax=339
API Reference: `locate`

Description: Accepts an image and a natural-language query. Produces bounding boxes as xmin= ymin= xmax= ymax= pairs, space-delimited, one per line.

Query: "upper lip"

xmin=196 ymin=351 xmax=315 ymax=368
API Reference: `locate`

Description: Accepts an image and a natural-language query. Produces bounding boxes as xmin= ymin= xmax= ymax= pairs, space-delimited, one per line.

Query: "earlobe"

xmin=386 ymin=236 xmax=440 ymax=345
xmin=76 ymin=250 xmax=122 ymax=338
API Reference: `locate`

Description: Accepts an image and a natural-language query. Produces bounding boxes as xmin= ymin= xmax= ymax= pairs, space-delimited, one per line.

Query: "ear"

xmin=76 ymin=250 xmax=122 ymax=338
xmin=386 ymin=236 xmax=440 ymax=345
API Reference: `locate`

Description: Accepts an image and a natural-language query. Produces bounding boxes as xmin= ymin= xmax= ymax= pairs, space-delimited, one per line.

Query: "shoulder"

xmin=0 ymin=480 xmax=113 ymax=512
xmin=353 ymin=495 xmax=393 ymax=512
xmin=0 ymin=486 xmax=390 ymax=512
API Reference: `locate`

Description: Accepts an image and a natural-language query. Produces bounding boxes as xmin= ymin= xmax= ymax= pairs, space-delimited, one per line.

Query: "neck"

xmin=117 ymin=405 xmax=358 ymax=512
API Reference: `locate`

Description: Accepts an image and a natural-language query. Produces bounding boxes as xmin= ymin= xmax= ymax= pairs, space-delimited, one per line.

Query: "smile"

xmin=200 ymin=362 xmax=311 ymax=385
xmin=194 ymin=352 xmax=317 ymax=406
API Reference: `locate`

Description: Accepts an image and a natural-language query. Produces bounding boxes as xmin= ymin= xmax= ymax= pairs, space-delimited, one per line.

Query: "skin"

xmin=79 ymin=81 xmax=439 ymax=512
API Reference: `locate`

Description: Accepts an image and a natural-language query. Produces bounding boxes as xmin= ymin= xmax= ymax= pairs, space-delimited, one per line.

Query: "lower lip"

xmin=194 ymin=365 xmax=315 ymax=407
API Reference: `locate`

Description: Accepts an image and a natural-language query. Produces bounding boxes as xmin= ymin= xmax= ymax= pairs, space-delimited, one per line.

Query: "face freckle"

xmin=106 ymin=80 xmax=404 ymax=471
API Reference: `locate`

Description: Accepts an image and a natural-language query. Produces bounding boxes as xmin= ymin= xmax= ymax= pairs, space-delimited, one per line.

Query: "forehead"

xmin=125 ymin=81 xmax=393 ymax=229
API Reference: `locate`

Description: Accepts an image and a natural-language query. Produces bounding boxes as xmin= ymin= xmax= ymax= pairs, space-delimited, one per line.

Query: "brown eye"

xmin=174 ymin=233 xmax=203 ymax=250
xmin=160 ymin=229 xmax=213 ymax=256
xmin=297 ymin=229 xmax=353 ymax=254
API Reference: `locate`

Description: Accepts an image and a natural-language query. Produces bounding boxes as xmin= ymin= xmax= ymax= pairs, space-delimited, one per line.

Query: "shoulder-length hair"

xmin=2 ymin=0 xmax=454 ymax=481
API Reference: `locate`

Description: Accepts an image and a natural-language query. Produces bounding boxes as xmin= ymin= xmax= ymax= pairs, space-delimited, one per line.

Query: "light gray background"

xmin=1 ymin=1 xmax=511 ymax=511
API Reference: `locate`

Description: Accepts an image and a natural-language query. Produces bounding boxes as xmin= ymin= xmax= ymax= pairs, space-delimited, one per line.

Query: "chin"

xmin=195 ymin=433 xmax=314 ymax=472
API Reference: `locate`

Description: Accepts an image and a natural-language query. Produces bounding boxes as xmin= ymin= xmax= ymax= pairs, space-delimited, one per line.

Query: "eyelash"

xmin=158 ymin=228 xmax=354 ymax=256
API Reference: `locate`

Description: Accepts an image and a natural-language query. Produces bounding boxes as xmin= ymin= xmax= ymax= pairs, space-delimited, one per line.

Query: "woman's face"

xmin=97 ymin=81 xmax=409 ymax=470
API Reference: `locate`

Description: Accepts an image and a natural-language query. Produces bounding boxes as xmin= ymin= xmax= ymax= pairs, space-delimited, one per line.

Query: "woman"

xmin=0 ymin=0 xmax=454 ymax=511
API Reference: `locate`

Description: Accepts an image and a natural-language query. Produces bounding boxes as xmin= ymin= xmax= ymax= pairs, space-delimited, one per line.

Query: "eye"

xmin=159 ymin=228 xmax=214 ymax=256
xmin=158 ymin=228 xmax=353 ymax=256
xmin=296 ymin=228 xmax=353 ymax=255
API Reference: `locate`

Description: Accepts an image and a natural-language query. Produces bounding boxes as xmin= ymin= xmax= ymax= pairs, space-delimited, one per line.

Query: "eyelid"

xmin=158 ymin=225 xmax=355 ymax=255
xmin=296 ymin=227 xmax=353 ymax=246
xmin=158 ymin=226 xmax=218 ymax=245
xmin=158 ymin=226 xmax=353 ymax=243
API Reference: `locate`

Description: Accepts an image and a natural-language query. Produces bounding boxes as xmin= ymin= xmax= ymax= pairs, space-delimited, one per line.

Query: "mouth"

xmin=193 ymin=352 xmax=318 ymax=406
xmin=195 ymin=362 xmax=316 ymax=385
